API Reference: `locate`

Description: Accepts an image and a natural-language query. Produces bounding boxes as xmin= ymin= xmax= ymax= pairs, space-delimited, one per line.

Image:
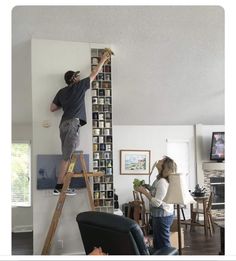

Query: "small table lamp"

xmin=164 ymin=173 xmax=196 ymax=255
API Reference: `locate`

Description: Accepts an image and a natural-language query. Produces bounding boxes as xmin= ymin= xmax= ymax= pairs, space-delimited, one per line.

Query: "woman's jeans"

xmin=152 ymin=214 xmax=174 ymax=250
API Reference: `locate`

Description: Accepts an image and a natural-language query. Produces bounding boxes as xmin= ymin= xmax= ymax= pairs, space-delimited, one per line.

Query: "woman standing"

xmin=135 ymin=156 xmax=177 ymax=250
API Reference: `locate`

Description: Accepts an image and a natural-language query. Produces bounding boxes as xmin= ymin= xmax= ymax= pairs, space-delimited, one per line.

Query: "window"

xmin=11 ymin=142 xmax=31 ymax=207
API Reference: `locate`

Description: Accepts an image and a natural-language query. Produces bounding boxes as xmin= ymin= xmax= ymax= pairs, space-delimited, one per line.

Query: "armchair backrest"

xmin=76 ymin=211 xmax=150 ymax=255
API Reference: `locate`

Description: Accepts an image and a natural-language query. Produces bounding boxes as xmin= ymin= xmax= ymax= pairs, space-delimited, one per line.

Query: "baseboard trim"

xmin=12 ymin=225 xmax=33 ymax=233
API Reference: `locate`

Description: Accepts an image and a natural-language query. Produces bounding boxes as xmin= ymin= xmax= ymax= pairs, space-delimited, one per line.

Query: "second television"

xmin=210 ymin=131 xmax=225 ymax=162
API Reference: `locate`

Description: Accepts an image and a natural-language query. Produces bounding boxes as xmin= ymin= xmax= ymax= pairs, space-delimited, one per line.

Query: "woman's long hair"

xmin=158 ymin=156 xmax=177 ymax=182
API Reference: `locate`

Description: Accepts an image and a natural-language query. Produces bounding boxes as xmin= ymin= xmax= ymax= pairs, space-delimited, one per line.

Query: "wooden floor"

xmin=12 ymin=225 xmax=222 ymax=255
xmin=182 ymin=224 xmax=221 ymax=255
xmin=12 ymin=232 xmax=33 ymax=255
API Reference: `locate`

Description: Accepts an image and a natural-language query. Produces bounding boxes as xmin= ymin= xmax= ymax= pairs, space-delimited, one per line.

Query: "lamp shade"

xmin=164 ymin=173 xmax=196 ymax=205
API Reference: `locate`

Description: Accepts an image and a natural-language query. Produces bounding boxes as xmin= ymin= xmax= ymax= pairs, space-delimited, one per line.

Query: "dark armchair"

xmin=76 ymin=211 xmax=178 ymax=255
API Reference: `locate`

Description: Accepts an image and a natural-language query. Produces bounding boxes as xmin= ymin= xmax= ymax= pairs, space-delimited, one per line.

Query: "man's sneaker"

xmin=53 ymin=188 xmax=76 ymax=196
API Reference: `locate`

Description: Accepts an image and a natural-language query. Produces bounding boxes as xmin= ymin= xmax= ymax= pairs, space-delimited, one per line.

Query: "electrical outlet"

xmin=42 ymin=120 xmax=51 ymax=128
xmin=57 ymin=239 xmax=63 ymax=249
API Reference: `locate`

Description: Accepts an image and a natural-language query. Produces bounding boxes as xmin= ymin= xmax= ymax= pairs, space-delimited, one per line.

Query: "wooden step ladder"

xmin=41 ymin=152 xmax=104 ymax=255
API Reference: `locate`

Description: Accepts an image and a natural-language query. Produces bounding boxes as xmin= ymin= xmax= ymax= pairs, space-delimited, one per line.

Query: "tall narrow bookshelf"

xmin=91 ymin=48 xmax=113 ymax=213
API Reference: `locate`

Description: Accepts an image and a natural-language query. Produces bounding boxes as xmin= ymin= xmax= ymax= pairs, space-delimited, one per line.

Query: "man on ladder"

xmin=50 ymin=49 xmax=111 ymax=196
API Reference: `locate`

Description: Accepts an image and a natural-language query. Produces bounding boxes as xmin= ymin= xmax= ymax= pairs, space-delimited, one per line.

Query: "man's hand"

xmin=100 ymin=51 xmax=111 ymax=63
xmin=89 ymin=48 xmax=114 ymax=82
xmin=102 ymin=48 xmax=114 ymax=64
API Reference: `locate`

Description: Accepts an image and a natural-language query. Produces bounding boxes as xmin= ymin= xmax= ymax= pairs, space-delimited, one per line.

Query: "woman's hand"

xmin=135 ymin=185 xmax=152 ymax=200
xmin=89 ymin=247 xmax=107 ymax=255
xmin=135 ymin=185 xmax=147 ymax=194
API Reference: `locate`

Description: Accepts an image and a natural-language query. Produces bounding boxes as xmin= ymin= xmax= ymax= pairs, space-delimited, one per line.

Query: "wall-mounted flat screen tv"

xmin=210 ymin=132 xmax=225 ymax=162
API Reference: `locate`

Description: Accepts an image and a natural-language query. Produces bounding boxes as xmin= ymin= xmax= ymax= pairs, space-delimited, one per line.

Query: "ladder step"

xmin=67 ymin=154 xmax=77 ymax=173
xmin=73 ymin=172 xmax=104 ymax=178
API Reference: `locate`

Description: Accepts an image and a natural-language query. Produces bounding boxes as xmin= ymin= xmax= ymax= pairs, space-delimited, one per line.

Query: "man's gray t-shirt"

xmin=52 ymin=77 xmax=90 ymax=126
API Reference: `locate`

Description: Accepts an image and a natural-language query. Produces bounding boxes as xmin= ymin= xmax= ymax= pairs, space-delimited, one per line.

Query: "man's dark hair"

xmin=64 ymin=70 xmax=75 ymax=85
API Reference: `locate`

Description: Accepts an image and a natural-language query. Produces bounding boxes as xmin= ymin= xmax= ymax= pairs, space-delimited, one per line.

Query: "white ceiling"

xmin=12 ymin=6 xmax=224 ymax=125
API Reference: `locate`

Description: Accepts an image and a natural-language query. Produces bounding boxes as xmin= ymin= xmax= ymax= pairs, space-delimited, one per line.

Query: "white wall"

xmin=195 ymin=124 xmax=225 ymax=185
xmin=12 ymin=123 xmax=33 ymax=232
xmin=31 ymin=39 xmax=94 ymax=255
xmin=113 ymin=125 xmax=196 ymax=207
xmin=113 ymin=125 xmax=224 ymax=219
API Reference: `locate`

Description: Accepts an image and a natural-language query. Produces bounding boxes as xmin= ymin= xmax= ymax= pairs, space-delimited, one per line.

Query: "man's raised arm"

xmin=89 ymin=51 xmax=111 ymax=83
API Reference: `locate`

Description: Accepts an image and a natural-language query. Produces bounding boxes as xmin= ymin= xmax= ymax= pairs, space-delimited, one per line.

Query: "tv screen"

xmin=210 ymin=132 xmax=225 ymax=162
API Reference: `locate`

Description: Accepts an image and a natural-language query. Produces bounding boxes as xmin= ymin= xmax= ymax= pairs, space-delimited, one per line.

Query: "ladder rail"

xmin=41 ymin=172 xmax=73 ymax=255
xmin=41 ymin=154 xmax=78 ymax=255
xmin=41 ymin=152 xmax=101 ymax=255
xmin=79 ymin=153 xmax=95 ymax=211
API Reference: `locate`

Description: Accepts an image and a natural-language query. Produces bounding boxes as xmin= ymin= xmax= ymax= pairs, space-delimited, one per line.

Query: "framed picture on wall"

xmin=120 ymin=150 xmax=151 ymax=175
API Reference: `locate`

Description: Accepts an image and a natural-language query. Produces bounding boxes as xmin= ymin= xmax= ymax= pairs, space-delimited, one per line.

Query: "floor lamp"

xmin=148 ymin=160 xmax=158 ymax=185
xmin=164 ymin=173 xmax=196 ymax=255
